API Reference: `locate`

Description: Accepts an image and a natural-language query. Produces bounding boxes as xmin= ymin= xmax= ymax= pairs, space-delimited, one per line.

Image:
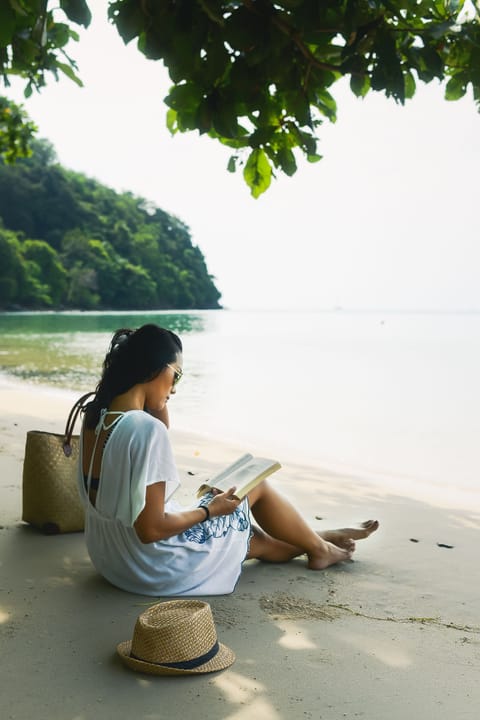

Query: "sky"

xmin=5 ymin=0 xmax=480 ymax=311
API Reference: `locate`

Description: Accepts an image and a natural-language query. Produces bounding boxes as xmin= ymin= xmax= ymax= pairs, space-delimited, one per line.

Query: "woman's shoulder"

xmin=118 ymin=410 xmax=168 ymax=439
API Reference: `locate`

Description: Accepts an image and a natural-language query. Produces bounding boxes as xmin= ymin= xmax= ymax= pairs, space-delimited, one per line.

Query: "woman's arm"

xmin=134 ymin=481 xmax=241 ymax=543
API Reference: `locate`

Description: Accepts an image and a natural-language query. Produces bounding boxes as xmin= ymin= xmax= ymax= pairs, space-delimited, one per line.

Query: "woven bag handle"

xmin=63 ymin=391 xmax=96 ymax=457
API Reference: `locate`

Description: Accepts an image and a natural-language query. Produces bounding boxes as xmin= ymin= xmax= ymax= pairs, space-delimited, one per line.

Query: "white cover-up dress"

xmin=77 ymin=410 xmax=251 ymax=596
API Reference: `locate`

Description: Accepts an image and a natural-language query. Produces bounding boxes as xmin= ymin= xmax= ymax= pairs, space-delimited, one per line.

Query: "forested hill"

xmin=0 ymin=139 xmax=221 ymax=310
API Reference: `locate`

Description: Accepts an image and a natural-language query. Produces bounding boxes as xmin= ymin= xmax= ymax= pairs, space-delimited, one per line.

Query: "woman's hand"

xmin=135 ymin=483 xmax=242 ymax=543
xmin=206 ymin=487 xmax=241 ymax=518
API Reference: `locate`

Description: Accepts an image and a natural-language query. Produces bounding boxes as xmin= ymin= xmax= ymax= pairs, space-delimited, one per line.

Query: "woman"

xmin=79 ymin=324 xmax=378 ymax=596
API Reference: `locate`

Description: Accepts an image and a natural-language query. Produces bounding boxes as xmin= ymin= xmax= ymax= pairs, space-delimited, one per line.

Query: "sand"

xmin=1 ymin=379 xmax=479 ymax=720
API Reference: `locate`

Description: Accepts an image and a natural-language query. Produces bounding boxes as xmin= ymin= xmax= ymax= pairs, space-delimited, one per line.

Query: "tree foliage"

xmin=0 ymin=0 xmax=90 ymax=91
xmin=0 ymin=136 xmax=222 ymax=310
xmin=1 ymin=1 xmax=480 ymax=195
xmin=0 ymin=95 xmax=37 ymax=162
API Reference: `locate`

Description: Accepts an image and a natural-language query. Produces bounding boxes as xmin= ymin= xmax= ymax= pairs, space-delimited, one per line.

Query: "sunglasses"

xmin=166 ymin=363 xmax=183 ymax=386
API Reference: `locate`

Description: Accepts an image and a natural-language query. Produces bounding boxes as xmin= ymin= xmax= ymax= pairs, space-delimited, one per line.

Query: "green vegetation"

xmin=1 ymin=1 xmax=480 ymax=195
xmin=0 ymin=136 xmax=221 ymax=310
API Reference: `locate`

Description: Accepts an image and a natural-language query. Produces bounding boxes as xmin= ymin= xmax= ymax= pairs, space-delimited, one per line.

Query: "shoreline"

xmin=2 ymin=379 xmax=480 ymax=719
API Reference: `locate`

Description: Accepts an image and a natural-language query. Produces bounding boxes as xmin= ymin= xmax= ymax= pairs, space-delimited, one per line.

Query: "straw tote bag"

xmin=22 ymin=392 xmax=94 ymax=534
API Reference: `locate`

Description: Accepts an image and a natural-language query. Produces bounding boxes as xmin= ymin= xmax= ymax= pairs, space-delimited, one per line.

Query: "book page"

xmin=218 ymin=457 xmax=279 ymax=492
xmin=197 ymin=455 xmax=281 ymax=498
xmin=207 ymin=453 xmax=253 ymax=487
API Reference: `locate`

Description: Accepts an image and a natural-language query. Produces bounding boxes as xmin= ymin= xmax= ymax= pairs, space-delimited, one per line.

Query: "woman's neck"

xmin=109 ymin=386 xmax=145 ymax=413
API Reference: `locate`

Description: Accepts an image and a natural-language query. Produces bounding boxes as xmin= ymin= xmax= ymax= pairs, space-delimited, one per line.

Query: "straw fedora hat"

xmin=117 ymin=599 xmax=235 ymax=676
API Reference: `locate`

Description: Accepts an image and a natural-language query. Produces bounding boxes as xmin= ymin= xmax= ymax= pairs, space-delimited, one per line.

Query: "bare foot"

xmin=318 ymin=520 xmax=379 ymax=550
xmin=307 ymin=541 xmax=353 ymax=570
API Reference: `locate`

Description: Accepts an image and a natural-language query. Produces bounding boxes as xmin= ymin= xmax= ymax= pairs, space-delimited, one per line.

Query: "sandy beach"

xmin=1 ymin=379 xmax=479 ymax=720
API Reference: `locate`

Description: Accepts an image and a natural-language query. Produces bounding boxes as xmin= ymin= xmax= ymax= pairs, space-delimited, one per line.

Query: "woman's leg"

xmin=247 ymin=525 xmax=303 ymax=563
xmin=246 ymin=481 xmax=379 ymax=569
xmin=320 ymin=520 xmax=379 ymax=549
xmin=246 ymin=480 xmax=360 ymax=569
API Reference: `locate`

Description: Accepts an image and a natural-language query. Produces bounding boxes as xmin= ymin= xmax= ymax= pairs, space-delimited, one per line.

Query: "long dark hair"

xmin=84 ymin=324 xmax=182 ymax=428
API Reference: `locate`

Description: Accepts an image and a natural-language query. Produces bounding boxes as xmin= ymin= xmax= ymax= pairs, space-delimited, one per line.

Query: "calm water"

xmin=1 ymin=309 xmax=479 ymax=499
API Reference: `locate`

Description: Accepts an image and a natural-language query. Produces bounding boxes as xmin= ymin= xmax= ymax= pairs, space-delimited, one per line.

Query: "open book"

xmin=196 ymin=453 xmax=282 ymax=500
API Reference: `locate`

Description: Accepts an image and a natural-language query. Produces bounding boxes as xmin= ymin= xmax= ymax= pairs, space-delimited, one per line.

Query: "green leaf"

xmin=350 ymin=73 xmax=370 ymax=98
xmin=60 ymin=0 xmax=92 ymax=28
xmin=227 ymin=155 xmax=237 ymax=173
xmin=287 ymin=90 xmax=312 ymax=127
xmin=211 ymin=130 xmax=250 ymax=149
xmin=277 ymin=146 xmax=297 ymax=176
xmin=425 ymin=21 xmax=455 ymax=40
xmin=420 ymin=44 xmax=444 ymax=79
xmin=243 ymin=148 xmax=272 ymax=198
xmin=166 ymin=108 xmax=178 ymax=135
xmin=224 ymin=7 xmax=266 ymax=53
xmin=371 ymin=30 xmax=405 ymax=103
xmin=195 ymin=100 xmax=212 ymax=134
xmin=445 ymin=73 xmax=467 ymax=100
xmin=197 ymin=0 xmax=225 ymax=26
xmin=14 ymin=37 xmax=44 ymax=64
xmin=407 ymin=44 xmax=445 ymax=84
xmin=287 ymin=124 xmax=318 ymax=156
xmin=211 ymin=104 xmax=238 ymax=138
xmin=0 ymin=3 xmax=16 ymax=47
xmin=404 ymin=70 xmax=416 ymax=99
xmin=8 ymin=1 xmax=28 ymax=16
xmin=109 ymin=0 xmax=147 ymax=45
xmin=205 ymin=88 xmax=242 ymax=138
xmin=315 ymin=88 xmax=337 ymax=122
xmin=48 ymin=23 xmax=72 ymax=49
xmin=165 ymin=83 xmax=203 ymax=113
xmin=250 ymin=126 xmax=276 ymax=147
xmin=472 ymin=82 xmax=480 ymax=109
xmin=174 ymin=109 xmax=198 ymax=132
xmin=201 ymin=38 xmax=231 ymax=86
xmin=56 ymin=61 xmax=83 ymax=87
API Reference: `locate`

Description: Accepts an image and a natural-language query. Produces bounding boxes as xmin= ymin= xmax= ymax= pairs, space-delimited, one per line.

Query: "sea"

xmin=0 ymin=309 xmax=478 ymax=505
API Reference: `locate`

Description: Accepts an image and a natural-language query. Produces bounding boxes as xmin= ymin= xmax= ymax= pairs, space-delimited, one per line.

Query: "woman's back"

xmin=79 ymin=410 xmax=250 ymax=596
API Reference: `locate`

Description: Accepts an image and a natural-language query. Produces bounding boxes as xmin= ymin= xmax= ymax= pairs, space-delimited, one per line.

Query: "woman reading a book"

xmin=79 ymin=324 xmax=378 ymax=596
